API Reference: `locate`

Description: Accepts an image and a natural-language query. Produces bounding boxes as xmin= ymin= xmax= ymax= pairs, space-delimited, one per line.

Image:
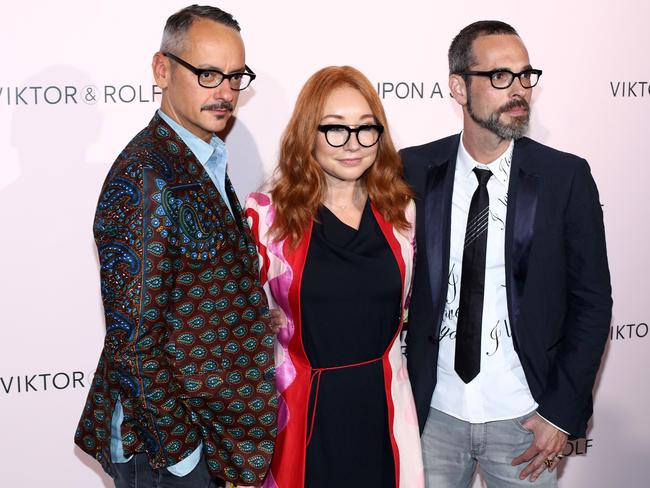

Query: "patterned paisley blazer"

xmin=75 ymin=114 xmax=277 ymax=486
xmin=244 ymin=193 xmax=424 ymax=488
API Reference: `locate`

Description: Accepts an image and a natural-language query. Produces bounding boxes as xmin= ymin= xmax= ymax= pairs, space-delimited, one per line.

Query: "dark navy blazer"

xmin=402 ymin=134 xmax=612 ymax=438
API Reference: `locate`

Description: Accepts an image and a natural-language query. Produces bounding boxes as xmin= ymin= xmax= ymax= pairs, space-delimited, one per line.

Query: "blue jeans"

xmin=111 ymin=454 xmax=223 ymax=488
xmin=421 ymin=408 xmax=557 ymax=488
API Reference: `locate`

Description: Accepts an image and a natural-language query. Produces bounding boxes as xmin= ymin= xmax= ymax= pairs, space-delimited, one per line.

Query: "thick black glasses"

xmin=163 ymin=52 xmax=256 ymax=90
xmin=461 ymin=69 xmax=542 ymax=89
xmin=317 ymin=124 xmax=384 ymax=148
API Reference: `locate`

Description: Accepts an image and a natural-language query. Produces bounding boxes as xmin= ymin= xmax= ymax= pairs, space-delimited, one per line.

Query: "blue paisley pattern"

xmin=97 ymin=242 xmax=140 ymax=275
xmin=97 ymin=176 xmax=141 ymax=210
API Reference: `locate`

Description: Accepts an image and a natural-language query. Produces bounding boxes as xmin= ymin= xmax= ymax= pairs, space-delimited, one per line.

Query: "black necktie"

xmin=455 ymin=167 xmax=492 ymax=384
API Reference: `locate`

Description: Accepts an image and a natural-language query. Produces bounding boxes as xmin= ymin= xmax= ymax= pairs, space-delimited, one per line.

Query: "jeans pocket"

xmin=512 ymin=410 xmax=537 ymax=434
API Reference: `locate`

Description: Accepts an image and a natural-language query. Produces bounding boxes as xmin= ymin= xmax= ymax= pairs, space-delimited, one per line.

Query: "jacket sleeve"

xmin=536 ymin=159 xmax=612 ymax=437
xmin=94 ymin=160 xmax=199 ymax=467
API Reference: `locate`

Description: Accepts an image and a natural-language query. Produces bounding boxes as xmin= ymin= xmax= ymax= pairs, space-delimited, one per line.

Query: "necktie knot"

xmin=473 ymin=167 xmax=492 ymax=187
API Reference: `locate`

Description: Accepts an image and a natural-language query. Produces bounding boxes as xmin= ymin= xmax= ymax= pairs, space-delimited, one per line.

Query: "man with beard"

xmin=401 ymin=21 xmax=611 ymax=487
xmin=74 ymin=5 xmax=277 ymax=488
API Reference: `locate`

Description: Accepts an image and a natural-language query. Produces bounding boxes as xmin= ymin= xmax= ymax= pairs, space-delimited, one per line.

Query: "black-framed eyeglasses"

xmin=162 ymin=52 xmax=256 ymax=90
xmin=317 ymin=124 xmax=384 ymax=148
xmin=460 ymin=69 xmax=543 ymax=89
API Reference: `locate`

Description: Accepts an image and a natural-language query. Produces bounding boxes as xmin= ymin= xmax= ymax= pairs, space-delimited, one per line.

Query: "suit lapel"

xmin=505 ymin=140 xmax=539 ymax=336
xmin=225 ymin=173 xmax=250 ymax=240
xmin=424 ymin=152 xmax=456 ymax=337
xmin=150 ymin=114 xmax=257 ymax=272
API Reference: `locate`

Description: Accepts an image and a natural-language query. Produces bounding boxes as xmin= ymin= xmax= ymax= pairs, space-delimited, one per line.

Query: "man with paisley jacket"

xmin=74 ymin=6 xmax=277 ymax=488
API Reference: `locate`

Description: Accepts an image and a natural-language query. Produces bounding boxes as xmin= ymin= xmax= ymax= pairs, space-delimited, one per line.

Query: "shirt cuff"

xmin=166 ymin=442 xmax=203 ymax=476
xmin=536 ymin=412 xmax=569 ymax=435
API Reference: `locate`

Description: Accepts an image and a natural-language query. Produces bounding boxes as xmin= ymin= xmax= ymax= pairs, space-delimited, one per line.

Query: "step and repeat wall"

xmin=1 ymin=1 xmax=648 ymax=486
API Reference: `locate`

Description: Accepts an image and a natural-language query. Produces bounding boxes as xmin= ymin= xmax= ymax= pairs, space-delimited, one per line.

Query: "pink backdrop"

xmin=1 ymin=1 xmax=648 ymax=486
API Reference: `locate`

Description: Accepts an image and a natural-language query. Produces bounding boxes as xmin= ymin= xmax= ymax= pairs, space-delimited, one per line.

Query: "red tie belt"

xmin=306 ymin=355 xmax=384 ymax=446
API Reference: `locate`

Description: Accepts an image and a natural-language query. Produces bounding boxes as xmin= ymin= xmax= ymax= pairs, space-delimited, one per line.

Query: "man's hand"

xmin=269 ymin=308 xmax=286 ymax=333
xmin=512 ymin=415 xmax=568 ymax=482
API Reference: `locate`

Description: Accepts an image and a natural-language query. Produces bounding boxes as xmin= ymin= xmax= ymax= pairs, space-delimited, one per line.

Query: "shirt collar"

xmin=458 ymin=132 xmax=513 ymax=188
xmin=157 ymin=109 xmax=226 ymax=166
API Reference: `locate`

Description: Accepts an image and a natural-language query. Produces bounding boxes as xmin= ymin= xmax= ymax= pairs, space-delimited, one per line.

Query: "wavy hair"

xmin=269 ymin=66 xmax=413 ymax=244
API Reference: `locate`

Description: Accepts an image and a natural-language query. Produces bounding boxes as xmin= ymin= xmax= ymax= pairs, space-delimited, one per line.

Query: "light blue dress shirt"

xmin=158 ymin=109 xmax=233 ymax=214
xmin=110 ymin=110 xmax=234 ymax=475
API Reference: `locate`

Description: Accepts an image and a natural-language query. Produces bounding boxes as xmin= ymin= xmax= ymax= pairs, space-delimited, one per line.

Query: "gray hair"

xmin=160 ymin=4 xmax=240 ymax=54
xmin=448 ymin=20 xmax=519 ymax=75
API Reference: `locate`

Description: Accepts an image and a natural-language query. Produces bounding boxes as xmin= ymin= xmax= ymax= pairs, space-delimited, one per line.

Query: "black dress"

xmin=300 ymin=201 xmax=401 ymax=487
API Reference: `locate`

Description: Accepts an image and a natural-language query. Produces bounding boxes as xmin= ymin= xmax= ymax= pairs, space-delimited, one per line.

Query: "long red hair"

xmin=269 ymin=66 xmax=413 ymax=244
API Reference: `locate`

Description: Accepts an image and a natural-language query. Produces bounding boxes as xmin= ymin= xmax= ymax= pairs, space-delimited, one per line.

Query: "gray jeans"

xmin=111 ymin=454 xmax=223 ymax=488
xmin=421 ymin=407 xmax=557 ymax=488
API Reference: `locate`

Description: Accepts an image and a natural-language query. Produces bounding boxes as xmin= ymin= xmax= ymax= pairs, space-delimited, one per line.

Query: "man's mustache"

xmin=499 ymin=98 xmax=529 ymax=115
xmin=201 ymin=101 xmax=234 ymax=112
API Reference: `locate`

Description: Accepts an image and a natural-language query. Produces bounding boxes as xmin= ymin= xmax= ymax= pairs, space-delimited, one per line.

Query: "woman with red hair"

xmin=245 ymin=66 xmax=424 ymax=487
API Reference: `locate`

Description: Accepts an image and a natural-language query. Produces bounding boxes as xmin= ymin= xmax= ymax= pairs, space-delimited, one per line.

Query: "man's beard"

xmin=466 ymin=91 xmax=530 ymax=140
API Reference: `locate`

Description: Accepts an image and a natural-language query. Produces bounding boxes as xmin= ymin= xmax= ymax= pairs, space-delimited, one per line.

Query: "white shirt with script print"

xmin=430 ymin=136 xmax=538 ymax=423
